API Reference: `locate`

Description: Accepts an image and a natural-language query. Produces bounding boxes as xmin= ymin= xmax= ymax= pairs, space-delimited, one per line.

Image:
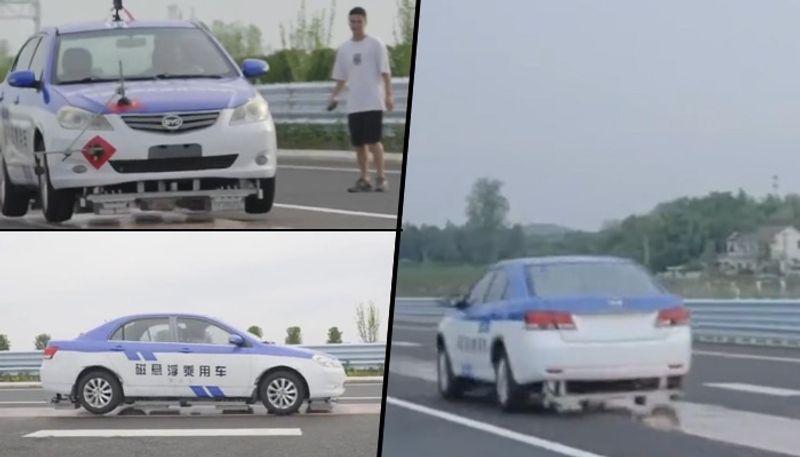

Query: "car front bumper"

xmin=44 ymin=110 xmax=277 ymax=190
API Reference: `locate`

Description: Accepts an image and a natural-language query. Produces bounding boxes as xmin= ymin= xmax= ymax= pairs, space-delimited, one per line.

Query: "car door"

xmin=107 ymin=316 xmax=185 ymax=398
xmin=173 ymin=317 xmax=254 ymax=398
xmin=475 ymin=269 xmax=510 ymax=380
xmin=446 ymin=270 xmax=495 ymax=380
xmin=2 ymin=35 xmax=40 ymax=183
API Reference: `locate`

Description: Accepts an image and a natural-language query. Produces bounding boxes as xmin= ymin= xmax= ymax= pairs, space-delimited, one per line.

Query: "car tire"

xmin=245 ymin=177 xmax=275 ymax=214
xmin=260 ymin=369 xmax=306 ymax=415
xmin=76 ymin=369 xmax=123 ymax=415
xmin=0 ymin=158 xmax=30 ymax=217
xmin=436 ymin=344 xmax=464 ymax=400
xmin=38 ymin=152 xmax=76 ymax=224
xmin=494 ymin=351 xmax=526 ymax=412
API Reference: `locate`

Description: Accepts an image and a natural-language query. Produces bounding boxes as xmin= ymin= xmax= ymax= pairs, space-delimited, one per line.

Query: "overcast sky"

xmin=0 ymin=0 xmax=400 ymax=52
xmin=0 ymin=232 xmax=395 ymax=350
xmin=403 ymin=0 xmax=800 ymax=231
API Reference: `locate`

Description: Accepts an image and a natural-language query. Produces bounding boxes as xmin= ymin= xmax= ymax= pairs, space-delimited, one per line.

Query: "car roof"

xmin=55 ymin=20 xmax=198 ymax=35
xmin=113 ymin=312 xmax=217 ymax=321
xmin=497 ymin=255 xmax=632 ymax=268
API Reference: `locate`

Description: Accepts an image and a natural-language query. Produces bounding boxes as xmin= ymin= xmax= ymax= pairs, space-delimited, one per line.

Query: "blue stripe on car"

xmin=139 ymin=351 xmax=157 ymax=361
xmin=124 ymin=350 xmax=141 ymax=361
xmin=206 ymin=386 xmax=225 ymax=398
xmin=190 ymin=386 xmax=209 ymax=398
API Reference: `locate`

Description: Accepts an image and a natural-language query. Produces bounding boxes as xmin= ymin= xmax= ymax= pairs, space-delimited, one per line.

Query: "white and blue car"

xmin=0 ymin=17 xmax=277 ymax=222
xmin=437 ymin=256 xmax=692 ymax=412
xmin=41 ymin=313 xmax=346 ymax=415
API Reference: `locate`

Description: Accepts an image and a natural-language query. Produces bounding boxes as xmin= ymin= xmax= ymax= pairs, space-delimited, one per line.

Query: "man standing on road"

xmin=330 ymin=7 xmax=394 ymax=193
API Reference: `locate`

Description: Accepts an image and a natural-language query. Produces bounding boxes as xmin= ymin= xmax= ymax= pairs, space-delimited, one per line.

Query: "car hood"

xmin=50 ymin=77 xmax=255 ymax=115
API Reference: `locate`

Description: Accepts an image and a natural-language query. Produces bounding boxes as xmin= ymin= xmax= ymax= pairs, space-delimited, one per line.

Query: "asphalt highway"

xmin=0 ymin=153 xmax=402 ymax=229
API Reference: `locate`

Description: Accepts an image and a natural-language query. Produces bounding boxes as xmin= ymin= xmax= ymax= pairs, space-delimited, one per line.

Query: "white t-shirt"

xmin=332 ymin=35 xmax=391 ymax=114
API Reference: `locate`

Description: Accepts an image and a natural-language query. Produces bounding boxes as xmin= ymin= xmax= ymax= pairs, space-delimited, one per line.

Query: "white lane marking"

xmin=274 ymin=203 xmax=396 ymax=220
xmin=389 ymin=356 xmax=437 ymax=383
xmin=338 ymin=396 xmax=383 ymax=401
xmin=704 ymin=383 xmax=800 ymax=397
xmin=387 ymin=397 xmax=607 ymax=457
xmin=694 ymin=350 xmax=800 ymax=364
xmin=281 ymin=165 xmax=402 ymax=175
xmin=392 ymin=325 xmax=437 ymax=332
xmin=392 ymin=341 xmax=422 ymax=347
xmin=673 ymin=401 xmax=800 ymax=457
xmin=0 ymin=401 xmax=48 ymax=404
xmin=24 ymin=428 xmax=303 ymax=438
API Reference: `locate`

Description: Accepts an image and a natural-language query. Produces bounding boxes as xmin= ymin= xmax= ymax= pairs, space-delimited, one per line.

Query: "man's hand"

xmin=385 ymin=94 xmax=395 ymax=112
xmin=326 ymin=98 xmax=339 ymax=112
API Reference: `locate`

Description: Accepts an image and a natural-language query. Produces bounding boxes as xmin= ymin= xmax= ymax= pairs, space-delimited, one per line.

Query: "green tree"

xmin=326 ymin=326 xmax=343 ymax=344
xmin=247 ymin=326 xmax=263 ymax=338
xmin=0 ymin=334 xmax=9 ymax=351
xmin=210 ymin=20 xmax=264 ymax=60
xmin=389 ymin=0 xmax=416 ymax=76
xmin=355 ymin=301 xmax=381 ymax=342
xmin=285 ymin=326 xmax=302 ymax=344
xmin=279 ymin=0 xmax=336 ymax=82
xmin=34 ymin=333 xmax=51 ymax=350
xmin=464 ymin=178 xmax=510 ymax=264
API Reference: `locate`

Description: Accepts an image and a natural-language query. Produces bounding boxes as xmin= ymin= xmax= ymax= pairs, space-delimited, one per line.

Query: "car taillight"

xmin=656 ymin=306 xmax=690 ymax=327
xmin=525 ymin=311 xmax=576 ymax=330
xmin=43 ymin=346 xmax=59 ymax=360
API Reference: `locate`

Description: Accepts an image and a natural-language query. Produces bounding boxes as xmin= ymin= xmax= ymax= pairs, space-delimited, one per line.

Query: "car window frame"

xmin=50 ymin=26 xmax=240 ymax=85
xmin=174 ymin=316 xmax=250 ymax=347
xmin=10 ymin=35 xmax=42 ymax=74
xmin=467 ymin=270 xmax=496 ymax=306
xmin=28 ymin=34 xmax=50 ymax=83
xmin=109 ymin=316 xmax=175 ymax=343
xmin=484 ymin=269 xmax=509 ymax=304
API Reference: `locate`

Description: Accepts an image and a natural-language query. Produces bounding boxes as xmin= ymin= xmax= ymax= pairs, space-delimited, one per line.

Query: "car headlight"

xmin=230 ymin=95 xmax=270 ymax=125
xmin=57 ymin=106 xmax=113 ymax=131
xmin=312 ymin=354 xmax=342 ymax=369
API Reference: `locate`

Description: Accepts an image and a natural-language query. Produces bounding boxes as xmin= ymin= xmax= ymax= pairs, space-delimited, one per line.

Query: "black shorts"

xmin=348 ymin=110 xmax=383 ymax=147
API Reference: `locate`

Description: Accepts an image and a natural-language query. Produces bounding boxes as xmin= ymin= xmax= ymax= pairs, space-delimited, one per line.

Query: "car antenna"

xmin=116 ymin=60 xmax=131 ymax=106
xmin=112 ymin=0 xmax=123 ymax=22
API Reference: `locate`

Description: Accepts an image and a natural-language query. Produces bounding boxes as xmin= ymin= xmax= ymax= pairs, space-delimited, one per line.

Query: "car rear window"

xmin=54 ymin=27 xmax=237 ymax=84
xmin=526 ymin=262 xmax=664 ymax=298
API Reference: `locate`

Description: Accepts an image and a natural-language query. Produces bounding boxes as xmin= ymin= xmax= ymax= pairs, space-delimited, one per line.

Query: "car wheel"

xmin=77 ymin=369 xmax=122 ymax=415
xmin=0 ymin=157 xmax=30 ymax=217
xmin=245 ymin=177 xmax=275 ymax=214
xmin=494 ymin=351 xmax=526 ymax=412
xmin=37 ymin=153 xmax=76 ymax=224
xmin=436 ymin=344 xmax=464 ymax=399
xmin=260 ymin=369 xmax=306 ymax=415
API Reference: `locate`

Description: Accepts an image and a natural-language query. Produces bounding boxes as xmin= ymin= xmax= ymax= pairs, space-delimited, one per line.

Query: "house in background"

xmin=718 ymin=226 xmax=800 ymax=275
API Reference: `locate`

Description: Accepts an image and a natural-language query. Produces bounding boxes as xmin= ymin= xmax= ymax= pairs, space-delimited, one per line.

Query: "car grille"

xmin=121 ymin=111 xmax=221 ymax=134
xmin=109 ymin=154 xmax=238 ymax=174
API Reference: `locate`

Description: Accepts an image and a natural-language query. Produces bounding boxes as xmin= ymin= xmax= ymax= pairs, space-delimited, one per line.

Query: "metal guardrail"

xmin=257 ymin=78 xmax=408 ymax=125
xmin=393 ymin=297 xmax=800 ymax=348
xmin=0 ymin=343 xmax=386 ymax=375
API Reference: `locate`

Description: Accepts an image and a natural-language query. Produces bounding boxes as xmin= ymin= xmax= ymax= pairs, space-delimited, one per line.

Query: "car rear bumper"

xmin=509 ymin=328 xmax=691 ymax=384
xmin=45 ymin=110 xmax=277 ymax=190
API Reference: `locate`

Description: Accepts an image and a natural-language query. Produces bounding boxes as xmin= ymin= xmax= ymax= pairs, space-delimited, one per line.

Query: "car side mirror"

xmin=8 ymin=70 xmax=38 ymax=89
xmin=241 ymin=59 xmax=269 ymax=79
xmin=228 ymin=334 xmax=244 ymax=346
xmin=438 ymin=294 xmax=470 ymax=309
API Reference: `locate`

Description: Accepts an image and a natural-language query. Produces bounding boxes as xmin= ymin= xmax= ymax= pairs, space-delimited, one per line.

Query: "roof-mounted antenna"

xmin=116 ymin=60 xmax=131 ymax=106
xmin=112 ymin=0 xmax=124 ymax=22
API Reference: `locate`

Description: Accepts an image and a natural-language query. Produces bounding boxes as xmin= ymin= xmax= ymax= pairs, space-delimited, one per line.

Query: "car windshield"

xmin=53 ymin=27 xmax=237 ymax=85
xmin=526 ymin=262 xmax=664 ymax=298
